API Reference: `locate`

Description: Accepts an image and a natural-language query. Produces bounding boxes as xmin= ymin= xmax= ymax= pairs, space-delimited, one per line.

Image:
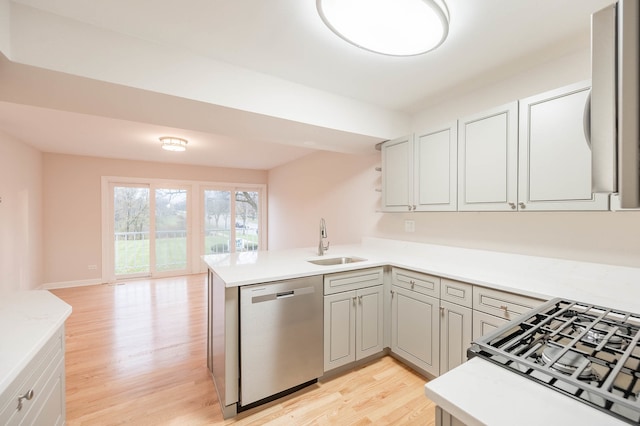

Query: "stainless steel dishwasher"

xmin=239 ymin=275 xmax=323 ymax=406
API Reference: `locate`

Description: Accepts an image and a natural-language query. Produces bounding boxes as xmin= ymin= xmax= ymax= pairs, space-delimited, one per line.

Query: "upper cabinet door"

xmin=518 ymin=81 xmax=609 ymax=211
xmin=458 ymin=102 xmax=519 ymax=211
xmin=414 ymin=123 xmax=458 ymax=211
xmin=381 ymin=135 xmax=414 ymax=212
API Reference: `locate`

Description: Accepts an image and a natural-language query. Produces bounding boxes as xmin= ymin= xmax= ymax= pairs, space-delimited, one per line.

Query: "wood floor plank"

xmin=51 ymin=275 xmax=436 ymax=425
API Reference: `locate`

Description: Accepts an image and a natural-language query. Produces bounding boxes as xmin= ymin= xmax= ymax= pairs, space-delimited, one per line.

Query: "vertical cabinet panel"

xmin=458 ymin=102 xmax=519 ymax=211
xmin=391 ymin=285 xmax=440 ymax=377
xmin=439 ymin=300 xmax=472 ymax=375
xmin=381 ymin=135 xmax=413 ymax=211
xmin=415 ymin=123 xmax=458 ymax=211
xmin=356 ymin=286 xmax=384 ymax=358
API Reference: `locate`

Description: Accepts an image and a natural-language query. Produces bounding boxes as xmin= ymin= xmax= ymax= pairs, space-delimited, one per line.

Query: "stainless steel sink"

xmin=307 ymin=256 xmax=367 ymax=266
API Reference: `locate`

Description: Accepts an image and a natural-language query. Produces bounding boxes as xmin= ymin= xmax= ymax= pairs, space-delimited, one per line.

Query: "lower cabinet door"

xmin=439 ymin=300 xmax=472 ymax=375
xmin=324 ymin=290 xmax=357 ymax=371
xmin=472 ymin=310 xmax=509 ymax=341
xmin=355 ymin=285 xmax=384 ymax=361
xmin=391 ymin=285 xmax=440 ymax=377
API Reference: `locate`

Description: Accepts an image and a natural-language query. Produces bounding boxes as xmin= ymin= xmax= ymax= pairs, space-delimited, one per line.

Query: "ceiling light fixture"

xmin=316 ymin=0 xmax=449 ymax=57
xmin=160 ymin=136 xmax=188 ymax=152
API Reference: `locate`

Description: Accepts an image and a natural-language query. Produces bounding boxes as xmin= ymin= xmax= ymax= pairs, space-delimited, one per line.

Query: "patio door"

xmin=111 ymin=183 xmax=190 ymax=279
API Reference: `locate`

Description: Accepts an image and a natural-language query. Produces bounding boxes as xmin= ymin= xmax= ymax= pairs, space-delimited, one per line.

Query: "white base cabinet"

xmin=391 ymin=285 xmax=440 ymax=377
xmin=439 ymin=300 xmax=472 ymax=375
xmin=472 ymin=286 xmax=544 ymax=340
xmin=324 ymin=286 xmax=384 ymax=372
xmin=323 ymin=268 xmax=385 ymax=372
xmin=0 ymin=326 xmax=66 ymax=426
xmin=439 ymin=278 xmax=473 ymax=375
xmin=436 ymin=407 xmax=467 ymax=426
xmin=472 ymin=310 xmax=508 ymax=341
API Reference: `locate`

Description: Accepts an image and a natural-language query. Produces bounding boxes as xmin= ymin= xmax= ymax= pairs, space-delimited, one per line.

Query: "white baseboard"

xmin=41 ymin=278 xmax=105 ymax=290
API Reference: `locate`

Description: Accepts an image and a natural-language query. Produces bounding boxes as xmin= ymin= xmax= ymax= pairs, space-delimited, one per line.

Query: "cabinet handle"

xmin=409 ymin=280 xmax=415 ymax=289
xmin=17 ymin=389 xmax=34 ymax=411
xmin=412 ymin=205 xmax=417 ymax=211
xmin=352 ymin=296 xmax=357 ymax=305
xmin=508 ymin=202 xmax=516 ymax=210
xmin=519 ymin=202 xmax=526 ymax=209
xmin=500 ymin=305 xmax=508 ymax=312
xmin=390 ymin=290 xmax=395 ymax=298
xmin=407 ymin=205 xmax=412 ymax=211
xmin=358 ymin=295 xmax=362 ymax=303
xmin=440 ymin=306 xmax=445 ymax=316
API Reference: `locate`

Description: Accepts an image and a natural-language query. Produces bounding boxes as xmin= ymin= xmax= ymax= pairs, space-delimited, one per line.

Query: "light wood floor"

xmin=51 ymin=275 xmax=436 ymax=425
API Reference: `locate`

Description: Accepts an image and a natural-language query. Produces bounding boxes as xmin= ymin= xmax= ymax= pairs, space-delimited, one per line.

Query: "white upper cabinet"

xmin=383 ymin=81 xmax=611 ymax=213
xmin=415 ymin=123 xmax=458 ymax=211
xmin=381 ymin=124 xmax=457 ymax=212
xmin=458 ymin=102 xmax=519 ymax=211
xmin=381 ymin=135 xmax=413 ymax=212
xmin=518 ymin=81 xmax=609 ymax=211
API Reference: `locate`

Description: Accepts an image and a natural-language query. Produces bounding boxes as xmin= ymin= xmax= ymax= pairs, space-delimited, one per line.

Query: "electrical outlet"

xmin=404 ymin=220 xmax=415 ymax=233
xmin=88 ymin=264 xmax=97 ymax=270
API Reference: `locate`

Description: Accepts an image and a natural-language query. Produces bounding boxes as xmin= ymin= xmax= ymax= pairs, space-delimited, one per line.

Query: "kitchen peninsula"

xmin=204 ymin=237 xmax=640 ymax=422
xmin=0 ymin=291 xmax=71 ymax=425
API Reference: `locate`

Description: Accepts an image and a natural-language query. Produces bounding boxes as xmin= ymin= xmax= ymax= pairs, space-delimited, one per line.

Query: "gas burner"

xmin=539 ymin=346 xmax=598 ymax=381
xmin=572 ymin=318 xmax=624 ymax=347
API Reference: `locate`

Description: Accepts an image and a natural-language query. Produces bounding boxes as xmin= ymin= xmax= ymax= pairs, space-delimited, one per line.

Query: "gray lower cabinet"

xmin=472 ymin=285 xmax=544 ymax=341
xmin=439 ymin=300 xmax=472 ymax=375
xmin=324 ymin=285 xmax=384 ymax=372
xmin=472 ymin=310 xmax=509 ymax=341
xmin=0 ymin=326 xmax=66 ymax=426
xmin=436 ymin=407 xmax=467 ymax=426
xmin=439 ymin=278 xmax=473 ymax=375
xmin=390 ymin=285 xmax=440 ymax=377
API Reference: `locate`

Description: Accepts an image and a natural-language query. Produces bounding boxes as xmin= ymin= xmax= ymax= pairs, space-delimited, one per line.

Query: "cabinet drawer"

xmin=0 ymin=326 xmax=64 ymax=425
xmin=324 ymin=267 xmax=384 ymax=295
xmin=473 ymin=286 xmax=544 ymax=321
xmin=391 ymin=268 xmax=440 ymax=298
xmin=440 ymin=278 xmax=472 ymax=308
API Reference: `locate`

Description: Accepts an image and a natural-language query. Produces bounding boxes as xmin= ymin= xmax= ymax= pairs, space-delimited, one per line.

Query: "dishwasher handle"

xmin=250 ymin=286 xmax=315 ymax=304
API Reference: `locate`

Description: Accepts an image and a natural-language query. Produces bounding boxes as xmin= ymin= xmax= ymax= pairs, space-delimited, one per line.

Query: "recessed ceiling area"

xmin=0 ymin=0 xmax=614 ymax=170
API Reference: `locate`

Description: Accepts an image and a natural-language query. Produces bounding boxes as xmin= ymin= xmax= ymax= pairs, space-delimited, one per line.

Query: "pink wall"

xmin=268 ymin=150 xmax=381 ymax=250
xmin=42 ymin=153 xmax=267 ymax=285
xmin=0 ymin=132 xmax=42 ymax=292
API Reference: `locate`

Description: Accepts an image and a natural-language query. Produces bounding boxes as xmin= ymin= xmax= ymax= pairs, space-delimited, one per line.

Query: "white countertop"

xmin=203 ymin=237 xmax=640 ymax=313
xmin=424 ymin=358 xmax=628 ymax=426
xmin=204 ymin=237 xmax=640 ymax=425
xmin=0 ymin=290 xmax=72 ymax=395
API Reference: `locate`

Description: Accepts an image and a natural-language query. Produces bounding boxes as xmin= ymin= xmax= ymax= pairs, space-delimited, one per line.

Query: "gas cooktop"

xmin=468 ymin=298 xmax=640 ymax=424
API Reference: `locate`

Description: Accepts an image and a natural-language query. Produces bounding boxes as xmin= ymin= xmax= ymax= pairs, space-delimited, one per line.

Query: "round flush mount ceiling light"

xmin=160 ymin=136 xmax=188 ymax=152
xmin=316 ymin=0 xmax=449 ymax=57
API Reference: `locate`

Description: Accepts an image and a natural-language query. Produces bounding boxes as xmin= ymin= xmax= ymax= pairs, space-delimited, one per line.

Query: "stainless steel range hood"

xmin=592 ymin=0 xmax=640 ymax=209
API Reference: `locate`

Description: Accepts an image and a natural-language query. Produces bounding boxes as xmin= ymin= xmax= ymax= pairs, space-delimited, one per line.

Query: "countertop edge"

xmin=0 ymin=291 xmax=72 ymax=395
xmin=424 ymin=358 xmax=628 ymax=426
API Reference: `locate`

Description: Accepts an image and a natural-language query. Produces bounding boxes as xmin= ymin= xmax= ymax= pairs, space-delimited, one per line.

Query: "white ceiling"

xmin=0 ymin=0 xmax=614 ymax=170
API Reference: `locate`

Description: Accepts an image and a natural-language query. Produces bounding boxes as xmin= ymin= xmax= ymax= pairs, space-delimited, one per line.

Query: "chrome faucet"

xmin=318 ymin=218 xmax=329 ymax=256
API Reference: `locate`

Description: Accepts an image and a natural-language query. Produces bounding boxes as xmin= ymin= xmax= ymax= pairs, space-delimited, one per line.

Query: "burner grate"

xmin=469 ymin=298 xmax=640 ymax=424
